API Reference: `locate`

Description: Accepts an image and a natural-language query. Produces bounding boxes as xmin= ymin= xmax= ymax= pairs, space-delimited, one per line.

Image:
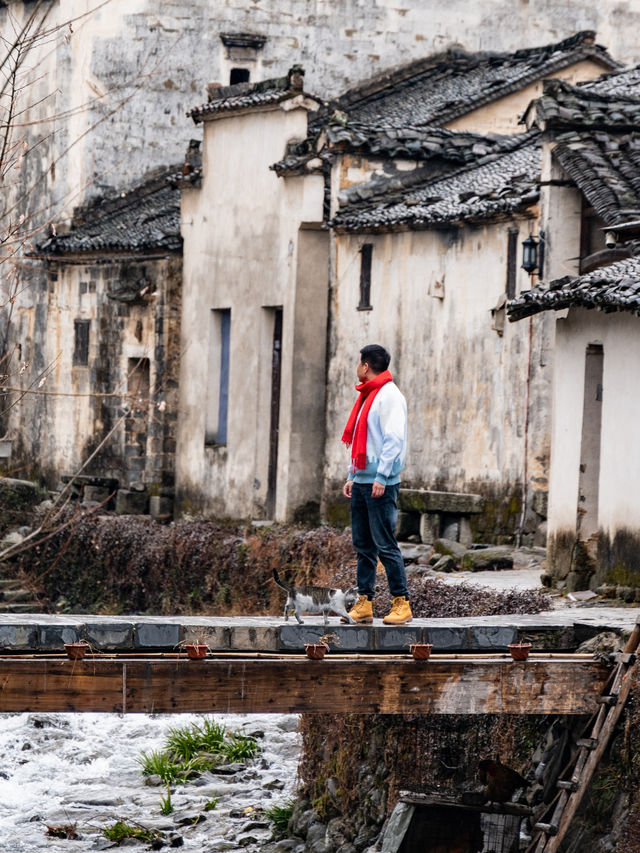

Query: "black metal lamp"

xmin=521 ymin=235 xmax=538 ymax=274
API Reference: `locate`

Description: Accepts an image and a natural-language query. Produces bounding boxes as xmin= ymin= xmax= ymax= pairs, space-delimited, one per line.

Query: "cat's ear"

xmin=346 ymin=586 xmax=358 ymax=596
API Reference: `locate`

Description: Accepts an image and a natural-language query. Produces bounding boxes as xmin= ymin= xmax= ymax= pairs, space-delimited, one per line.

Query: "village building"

xmin=174 ymin=34 xmax=618 ymax=535
xmin=13 ymin=166 xmax=185 ymax=514
xmin=508 ymin=66 xmax=640 ymax=591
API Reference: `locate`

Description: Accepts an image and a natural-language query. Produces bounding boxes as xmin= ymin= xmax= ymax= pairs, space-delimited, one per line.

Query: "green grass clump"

xmin=103 ymin=821 xmax=158 ymax=843
xmin=265 ymin=800 xmax=295 ymax=836
xmin=204 ymin=797 xmax=219 ymax=811
xmin=139 ymin=717 xmax=259 ymax=785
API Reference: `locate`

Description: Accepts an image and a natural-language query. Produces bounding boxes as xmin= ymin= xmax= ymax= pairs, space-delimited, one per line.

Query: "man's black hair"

xmin=360 ymin=344 xmax=391 ymax=374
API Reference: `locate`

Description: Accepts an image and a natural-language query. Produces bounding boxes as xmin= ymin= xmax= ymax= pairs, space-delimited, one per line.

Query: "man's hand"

xmin=343 ymin=480 xmax=353 ymax=498
xmin=371 ymin=480 xmax=385 ymax=498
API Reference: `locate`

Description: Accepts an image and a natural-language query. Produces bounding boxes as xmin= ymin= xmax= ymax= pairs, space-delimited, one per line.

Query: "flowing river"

xmin=0 ymin=712 xmax=301 ymax=851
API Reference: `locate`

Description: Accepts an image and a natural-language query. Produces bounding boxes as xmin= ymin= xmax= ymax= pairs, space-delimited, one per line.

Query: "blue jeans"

xmin=350 ymin=482 xmax=408 ymax=599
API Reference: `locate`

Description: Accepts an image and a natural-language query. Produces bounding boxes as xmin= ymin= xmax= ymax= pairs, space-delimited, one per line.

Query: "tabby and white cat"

xmin=272 ymin=569 xmax=358 ymax=625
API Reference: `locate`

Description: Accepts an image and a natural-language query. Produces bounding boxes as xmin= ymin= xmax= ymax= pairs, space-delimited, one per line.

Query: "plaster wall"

xmin=549 ymin=309 xmax=640 ymax=537
xmin=176 ymin=104 xmax=325 ymax=520
xmin=324 ymin=220 xmax=553 ymax=534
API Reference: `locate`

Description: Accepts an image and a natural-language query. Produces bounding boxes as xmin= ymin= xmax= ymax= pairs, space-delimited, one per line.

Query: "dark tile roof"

xmin=552 ymin=130 xmax=640 ymax=226
xmin=580 ymin=65 xmax=640 ymax=98
xmin=534 ymin=71 xmax=640 ymax=131
xmin=189 ymin=65 xmax=321 ymax=123
xmin=271 ymin=119 xmax=524 ymax=177
xmin=508 ymin=254 xmax=640 ymax=320
xmin=330 ymin=135 xmax=540 ymax=232
xmin=37 ymin=167 xmax=182 ymax=256
xmin=333 ymin=32 xmax=618 ymax=129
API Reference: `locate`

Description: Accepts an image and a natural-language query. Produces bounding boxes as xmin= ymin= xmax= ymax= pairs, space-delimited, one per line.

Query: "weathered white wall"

xmin=324 ymin=220 xmax=553 ymax=535
xmin=9 ymin=257 xmax=181 ymax=489
xmin=176 ymin=102 xmax=325 ymax=520
xmin=549 ymin=309 xmax=640 ymax=537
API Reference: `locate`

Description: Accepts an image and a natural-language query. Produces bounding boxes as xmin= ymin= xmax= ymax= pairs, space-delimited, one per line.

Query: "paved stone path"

xmin=0 ymin=602 xmax=636 ymax=653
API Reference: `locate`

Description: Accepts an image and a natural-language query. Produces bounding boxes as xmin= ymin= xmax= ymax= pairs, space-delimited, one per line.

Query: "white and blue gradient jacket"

xmin=347 ymin=382 xmax=407 ymax=486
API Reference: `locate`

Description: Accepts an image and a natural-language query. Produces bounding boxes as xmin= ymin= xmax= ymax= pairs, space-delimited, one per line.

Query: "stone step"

xmin=0 ymin=588 xmax=33 ymax=603
xmin=0 ymin=602 xmax=39 ymax=613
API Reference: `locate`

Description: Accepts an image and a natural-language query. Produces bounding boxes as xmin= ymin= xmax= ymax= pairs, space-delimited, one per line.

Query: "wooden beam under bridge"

xmin=0 ymin=655 xmax=611 ymax=715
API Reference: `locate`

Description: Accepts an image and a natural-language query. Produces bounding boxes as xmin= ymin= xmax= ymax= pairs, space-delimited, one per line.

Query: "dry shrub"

xmin=298 ymin=712 xmax=545 ymax=821
xmin=15 ymin=508 xmax=356 ymax=614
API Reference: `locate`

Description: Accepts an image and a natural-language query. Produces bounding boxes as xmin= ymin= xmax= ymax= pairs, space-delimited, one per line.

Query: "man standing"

xmin=342 ymin=344 xmax=412 ymax=625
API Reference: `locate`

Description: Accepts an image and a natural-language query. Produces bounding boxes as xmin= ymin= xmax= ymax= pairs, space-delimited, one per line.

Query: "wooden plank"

xmin=0 ymin=658 xmax=610 ymax=715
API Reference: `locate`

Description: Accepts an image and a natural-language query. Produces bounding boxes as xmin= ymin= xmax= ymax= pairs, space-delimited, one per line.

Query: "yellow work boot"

xmin=383 ymin=596 xmax=412 ymax=625
xmin=347 ymin=595 xmax=373 ymax=624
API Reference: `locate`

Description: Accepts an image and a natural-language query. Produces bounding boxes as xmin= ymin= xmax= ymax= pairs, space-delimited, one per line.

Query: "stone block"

xmin=84 ymin=486 xmax=117 ymax=510
xmin=419 ymin=513 xmax=440 ymax=544
xmin=380 ymin=803 xmax=415 ymax=853
xmin=150 ymin=496 xmax=174 ymax=519
xmin=0 ymin=478 xmax=40 ymax=503
xmin=83 ymin=622 xmax=134 ymax=650
xmin=182 ymin=625 xmax=231 ymax=650
xmin=459 ymin=517 xmax=473 ymax=548
xmin=0 ymin=624 xmax=38 ymax=650
xmin=423 ymin=626 xmax=468 ymax=651
xmin=470 ymin=625 xmax=517 ymax=650
xmin=115 ymin=490 xmax=149 ymax=515
xmin=228 ymin=625 xmax=279 ymax=651
xmin=279 ymin=624 xmax=373 ymax=652
xmin=460 ymin=546 xmax=514 ymax=572
xmin=399 ymin=489 xmax=483 ymax=515
xmin=374 ymin=625 xmax=422 ymax=651
xmin=38 ymin=623 xmax=86 ymax=650
xmin=532 ymin=489 xmax=548 ymax=518
xmin=134 ymin=622 xmax=181 ymax=649
xmin=534 ymin=521 xmax=548 ymax=548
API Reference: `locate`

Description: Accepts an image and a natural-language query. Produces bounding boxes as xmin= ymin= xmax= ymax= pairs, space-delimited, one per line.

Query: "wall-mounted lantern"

xmin=521 ymin=235 xmax=539 ymax=274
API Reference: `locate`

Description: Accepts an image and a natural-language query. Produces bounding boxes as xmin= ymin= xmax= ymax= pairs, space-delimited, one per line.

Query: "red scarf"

xmin=342 ymin=369 xmax=393 ymax=470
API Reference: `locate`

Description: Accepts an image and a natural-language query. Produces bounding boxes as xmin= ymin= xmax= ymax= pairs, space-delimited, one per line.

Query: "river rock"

xmin=398 ymin=543 xmax=431 ymax=563
xmin=434 ymin=538 xmax=467 ymax=559
xmin=576 ymin=631 xmax=623 ymax=655
xmin=0 ymin=530 xmax=24 ymax=551
xmin=432 ymin=554 xmax=457 ymax=573
xmin=306 ymin=822 xmax=328 ymax=853
xmin=460 ymin=546 xmax=515 ymax=572
xmin=271 ymin=841 xmax=298 ymax=852
xmin=211 ymin=762 xmax=246 ymax=774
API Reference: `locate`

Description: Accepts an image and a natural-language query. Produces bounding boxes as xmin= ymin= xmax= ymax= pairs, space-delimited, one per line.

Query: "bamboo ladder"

xmin=526 ymin=615 xmax=640 ymax=853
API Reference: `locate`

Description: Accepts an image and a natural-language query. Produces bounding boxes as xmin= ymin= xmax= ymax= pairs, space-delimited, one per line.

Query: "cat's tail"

xmin=272 ymin=569 xmax=290 ymax=591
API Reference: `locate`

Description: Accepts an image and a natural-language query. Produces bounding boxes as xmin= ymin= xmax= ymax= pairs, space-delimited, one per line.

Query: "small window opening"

xmin=127 ymin=357 xmax=150 ymax=409
xmin=229 ymin=67 xmax=250 ymax=85
xmin=73 ymin=319 xmax=90 ymax=366
xmin=205 ymin=309 xmax=231 ymax=446
xmin=358 ymin=243 xmax=373 ymax=310
xmin=505 ymin=227 xmax=519 ymax=299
